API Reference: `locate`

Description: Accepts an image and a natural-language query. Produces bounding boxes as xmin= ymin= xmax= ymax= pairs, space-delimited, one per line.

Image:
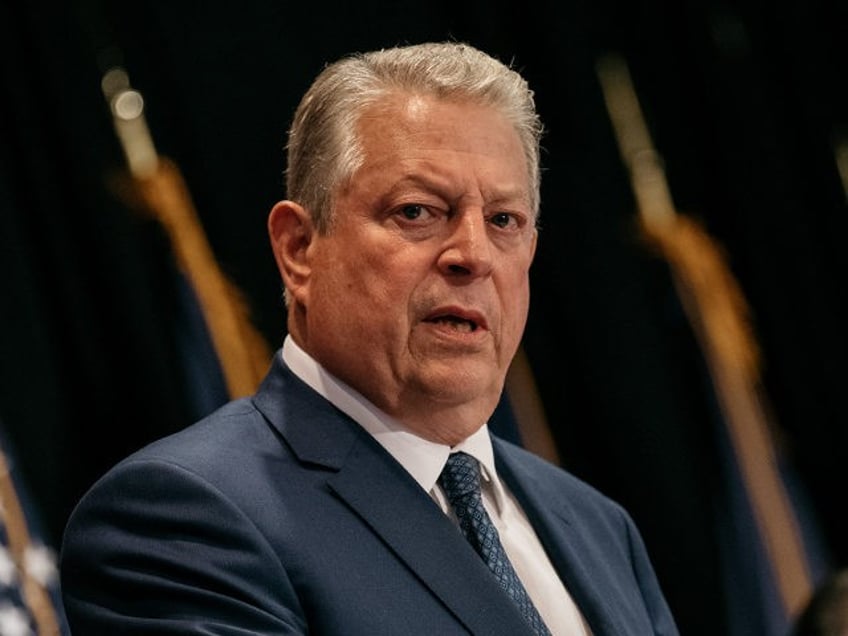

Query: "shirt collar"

xmin=281 ymin=336 xmax=505 ymax=507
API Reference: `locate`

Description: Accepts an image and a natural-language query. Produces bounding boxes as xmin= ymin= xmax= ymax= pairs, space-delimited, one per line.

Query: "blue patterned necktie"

xmin=439 ymin=452 xmax=552 ymax=636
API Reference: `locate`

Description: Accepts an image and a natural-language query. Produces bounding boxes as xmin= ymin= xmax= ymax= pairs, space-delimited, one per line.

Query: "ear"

xmin=268 ymin=200 xmax=314 ymax=305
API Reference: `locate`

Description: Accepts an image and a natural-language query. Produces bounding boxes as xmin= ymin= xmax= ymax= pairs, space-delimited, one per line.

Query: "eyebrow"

xmin=382 ymin=173 xmax=531 ymax=209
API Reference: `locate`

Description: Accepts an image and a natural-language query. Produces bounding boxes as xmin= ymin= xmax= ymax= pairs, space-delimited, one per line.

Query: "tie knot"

xmin=439 ymin=452 xmax=482 ymax=503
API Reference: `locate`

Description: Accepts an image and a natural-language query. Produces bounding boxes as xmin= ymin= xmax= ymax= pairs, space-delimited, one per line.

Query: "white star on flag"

xmin=0 ymin=602 xmax=33 ymax=636
xmin=0 ymin=549 xmax=16 ymax=588
xmin=23 ymin=545 xmax=58 ymax=588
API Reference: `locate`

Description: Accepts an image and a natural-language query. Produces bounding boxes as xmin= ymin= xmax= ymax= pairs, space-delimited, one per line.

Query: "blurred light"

xmin=113 ymin=90 xmax=144 ymax=121
xmin=100 ymin=66 xmax=158 ymax=178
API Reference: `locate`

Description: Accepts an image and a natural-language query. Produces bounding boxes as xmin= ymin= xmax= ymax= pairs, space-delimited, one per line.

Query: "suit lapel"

xmin=494 ymin=441 xmax=632 ymax=636
xmin=253 ymin=357 xmax=534 ymax=635
xmin=328 ymin=438 xmax=535 ymax=635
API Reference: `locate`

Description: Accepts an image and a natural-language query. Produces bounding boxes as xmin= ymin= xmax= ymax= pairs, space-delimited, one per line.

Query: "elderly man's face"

xmin=295 ymin=93 xmax=536 ymax=443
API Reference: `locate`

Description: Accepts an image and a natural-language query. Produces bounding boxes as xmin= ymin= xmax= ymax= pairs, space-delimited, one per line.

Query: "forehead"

xmin=349 ymin=92 xmax=530 ymax=200
xmin=357 ymin=91 xmax=516 ymax=149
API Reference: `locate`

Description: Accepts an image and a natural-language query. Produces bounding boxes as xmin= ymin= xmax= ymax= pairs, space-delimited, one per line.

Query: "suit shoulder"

xmin=128 ymin=397 xmax=270 ymax=464
xmin=80 ymin=396 xmax=285 ymax=511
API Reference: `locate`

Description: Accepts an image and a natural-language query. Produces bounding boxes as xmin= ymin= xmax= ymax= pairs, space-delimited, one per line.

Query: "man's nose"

xmin=437 ymin=211 xmax=494 ymax=278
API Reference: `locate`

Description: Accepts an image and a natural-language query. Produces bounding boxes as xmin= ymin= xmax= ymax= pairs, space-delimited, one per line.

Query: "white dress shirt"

xmin=282 ymin=336 xmax=591 ymax=635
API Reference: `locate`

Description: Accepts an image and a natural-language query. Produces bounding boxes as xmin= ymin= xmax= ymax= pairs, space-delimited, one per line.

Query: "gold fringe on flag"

xmin=506 ymin=347 xmax=561 ymax=466
xmin=832 ymin=131 xmax=848 ymax=203
xmin=596 ymin=53 xmax=813 ymax=619
xmin=129 ymin=160 xmax=273 ymax=398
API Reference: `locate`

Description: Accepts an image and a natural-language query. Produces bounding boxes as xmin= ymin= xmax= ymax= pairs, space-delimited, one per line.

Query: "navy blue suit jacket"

xmin=61 ymin=355 xmax=678 ymax=635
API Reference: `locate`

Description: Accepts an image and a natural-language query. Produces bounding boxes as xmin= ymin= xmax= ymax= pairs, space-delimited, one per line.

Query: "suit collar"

xmin=252 ymin=352 xmax=359 ymax=469
xmin=282 ymin=337 xmax=453 ymax=491
xmin=280 ymin=337 xmax=502 ymax=498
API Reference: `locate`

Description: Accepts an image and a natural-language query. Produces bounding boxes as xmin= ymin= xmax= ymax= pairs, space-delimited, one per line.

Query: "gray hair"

xmin=285 ymin=42 xmax=543 ymax=232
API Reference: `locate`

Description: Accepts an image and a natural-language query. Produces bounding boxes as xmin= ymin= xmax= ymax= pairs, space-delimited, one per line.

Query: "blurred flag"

xmin=100 ymin=68 xmax=272 ymax=417
xmin=597 ymin=53 xmax=829 ymax=635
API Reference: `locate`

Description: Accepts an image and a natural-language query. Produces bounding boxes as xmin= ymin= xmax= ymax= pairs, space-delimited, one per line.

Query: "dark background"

xmin=1 ymin=1 xmax=846 ymax=634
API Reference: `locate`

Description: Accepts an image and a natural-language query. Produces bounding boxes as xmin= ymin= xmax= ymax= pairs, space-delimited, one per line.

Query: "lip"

xmin=422 ymin=306 xmax=489 ymax=332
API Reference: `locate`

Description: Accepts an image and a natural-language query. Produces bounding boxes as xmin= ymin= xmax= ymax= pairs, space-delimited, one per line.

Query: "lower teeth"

xmin=438 ymin=319 xmax=471 ymax=332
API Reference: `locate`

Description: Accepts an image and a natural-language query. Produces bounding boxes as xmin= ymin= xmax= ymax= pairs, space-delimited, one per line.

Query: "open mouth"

xmin=424 ymin=314 xmax=481 ymax=333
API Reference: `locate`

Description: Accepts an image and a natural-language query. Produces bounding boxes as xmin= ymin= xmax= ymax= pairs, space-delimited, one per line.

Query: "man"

xmin=61 ymin=42 xmax=678 ymax=635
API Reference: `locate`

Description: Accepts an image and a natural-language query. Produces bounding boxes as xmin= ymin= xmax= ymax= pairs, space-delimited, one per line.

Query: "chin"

xmin=417 ymin=369 xmax=502 ymax=407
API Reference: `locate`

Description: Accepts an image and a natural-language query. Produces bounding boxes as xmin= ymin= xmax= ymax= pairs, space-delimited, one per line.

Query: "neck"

xmin=387 ymin=395 xmax=495 ymax=447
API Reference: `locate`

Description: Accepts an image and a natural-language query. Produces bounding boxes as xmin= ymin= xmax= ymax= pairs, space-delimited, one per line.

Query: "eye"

xmin=488 ymin=212 xmax=518 ymax=229
xmin=388 ymin=201 xmax=444 ymax=236
xmin=394 ymin=203 xmax=441 ymax=226
xmin=399 ymin=203 xmax=427 ymax=221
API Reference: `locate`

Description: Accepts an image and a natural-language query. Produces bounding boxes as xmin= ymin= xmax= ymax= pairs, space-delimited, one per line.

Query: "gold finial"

xmin=101 ymin=67 xmax=158 ymax=178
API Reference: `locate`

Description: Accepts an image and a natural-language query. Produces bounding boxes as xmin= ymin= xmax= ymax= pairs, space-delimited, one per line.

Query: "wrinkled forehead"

xmin=350 ymin=91 xmax=533 ymax=195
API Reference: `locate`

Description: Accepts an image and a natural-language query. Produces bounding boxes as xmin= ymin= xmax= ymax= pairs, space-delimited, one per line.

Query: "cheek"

xmin=320 ymin=257 xmax=418 ymax=332
xmin=500 ymin=274 xmax=532 ymax=334
xmin=359 ymin=247 xmax=423 ymax=297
